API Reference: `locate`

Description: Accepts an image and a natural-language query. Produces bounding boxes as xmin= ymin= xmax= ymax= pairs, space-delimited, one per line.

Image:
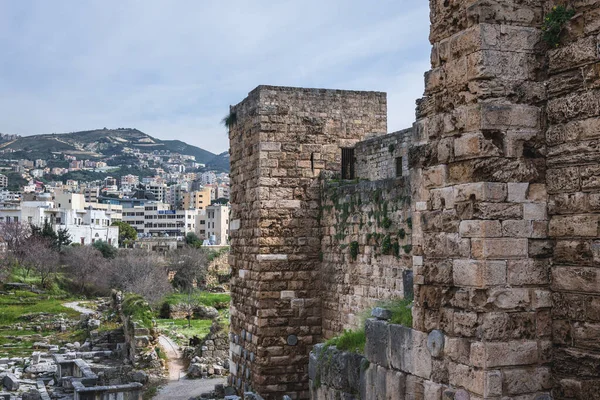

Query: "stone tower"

xmin=228 ymin=86 xmax=387 ymax=398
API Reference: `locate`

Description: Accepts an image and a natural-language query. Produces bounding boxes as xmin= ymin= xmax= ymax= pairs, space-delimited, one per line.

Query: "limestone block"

xmin=502 ymin=220 xmax=533 ymax=238
xmin=470 ymin=340 xmax=538 ymax=368
xmin=452 ymin=259 xmax=506 ymax=287
xmin=471 ymin=238 xmax=528 ymax=259
xmin=385 ymin=369 xmax=406 ymax=400
xmin=507 ymin=260 xmax=549 ymax=285
xmin=365 ymin=319 xmax=390 ymax=368
xmin=459 ymin=220 xmax=502 ymax=238
xmin=448 ymin=362 xmax=484 ymax=396
xmin=454 ymin=182 xmax=507 ymax=203
xmin=454 ymin=132 xmax=503 ymax=160
xmin=486 ymin=288 xmax=531 ymax=310
xmin=444 ymin=337 xmax=471 ymax=365
xmin=503 ymin=367 xmax=552 ymax=395
xmin=552 ymin=267 xmax=600 ymax=293
xmin=389 ymin=325 xmax=432 ymax=379
xmin=480 ymin=103 xmax=541 ymax=130
xmin=507 ymin=183 xmax=529 ymax=203
xmin=523 ymin=203 xmax=547 ymax=221
xmin=549 ymin=36 xmax=599 ymax=74
xmin=581 ymin=165 xmax=600 ymax=190
xmin=423 ymin=380 xmax=443 ymax=400
xmin=550 ymin=214 xmax=599 ymax=237
xmin=484 ymin=370 xmax=502 ymax=397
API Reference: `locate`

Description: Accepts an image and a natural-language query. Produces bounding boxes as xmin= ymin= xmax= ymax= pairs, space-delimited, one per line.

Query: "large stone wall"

xmin=544 ymin=1 xmax=600 ymax=398
xmin=229 ymin=2 xmax=600 ymax=399
xmin=228 ymin=86 xmax=386 ymax=398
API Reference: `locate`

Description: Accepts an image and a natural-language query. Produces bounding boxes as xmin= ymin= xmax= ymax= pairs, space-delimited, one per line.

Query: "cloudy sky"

xmin=0 ymin=1 xmax=431 ymax=154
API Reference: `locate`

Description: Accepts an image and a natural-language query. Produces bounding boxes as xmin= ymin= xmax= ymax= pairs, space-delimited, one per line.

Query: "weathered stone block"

xmin=452 ymin=259 xmax=506 ymax=287
xmin=470 ymin=340 xmax=538 ymax=368
xmin=459 ymin=220 xmax=502 ymax=238
xmin=454 ymin=182 xmax=507 ymax=203
xmin=364 ymin=319 xmax=389 ymax=368
xmin=471 ymin=238 xmax=528 ymax=259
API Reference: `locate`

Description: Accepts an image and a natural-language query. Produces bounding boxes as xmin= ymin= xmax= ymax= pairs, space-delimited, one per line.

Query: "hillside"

xmin=0 ymin=128 xmax=228 ymax=171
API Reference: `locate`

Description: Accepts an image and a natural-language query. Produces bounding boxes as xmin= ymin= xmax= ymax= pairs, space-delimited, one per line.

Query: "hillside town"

xmin=0 ymin=145 xmax=230 ymax=248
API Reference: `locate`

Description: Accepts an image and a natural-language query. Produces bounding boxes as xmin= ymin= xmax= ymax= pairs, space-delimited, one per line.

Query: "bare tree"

xmin=0 ymin=221 xmax=31 ymax=259
xmin=63 ymin=245 xmax=107 ymax=293
xmin=107 ymin=250 xmax=171 ymax=304
xmin=20 ymin=237 xmax=60 ymax=287
xmin=167 ymin=246 xmax=209 ymax=291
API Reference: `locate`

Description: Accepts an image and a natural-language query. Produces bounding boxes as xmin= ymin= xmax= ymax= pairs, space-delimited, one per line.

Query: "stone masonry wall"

xmin=228 ymin=86 xmax=386 ymax=399
xmin=319 ymin=177 xmax=413 ymax=338
xmin=544 ymin=1 xmax=600 ymax=398
xmin=229 ymin=2 xmax=600 ymax=399
xmin=355 ymin=129 xmax=411 ymax=181
xmin=409 ymin=1 xmax=552 ymax=398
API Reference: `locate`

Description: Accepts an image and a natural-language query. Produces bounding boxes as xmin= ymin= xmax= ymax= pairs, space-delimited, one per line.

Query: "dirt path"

xmin=63 ymin=301 xmax=96 ymax=315
xmin=156 ymin=335 xmax=226 ymax=399
xmin=158 ymin=335 xmax=185 ymax=381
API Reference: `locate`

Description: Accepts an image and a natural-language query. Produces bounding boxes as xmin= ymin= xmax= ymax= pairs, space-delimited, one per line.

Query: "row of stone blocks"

xmin=309 ymin=317 xmax=553 ymax=400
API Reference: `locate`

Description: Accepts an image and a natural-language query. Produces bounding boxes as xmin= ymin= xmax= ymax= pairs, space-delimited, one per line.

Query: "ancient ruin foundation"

xmin=229 ymin=1 xmax=600 ymax=399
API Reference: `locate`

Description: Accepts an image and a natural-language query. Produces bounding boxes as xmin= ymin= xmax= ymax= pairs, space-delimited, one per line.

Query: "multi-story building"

xmin=0 ymin=174 xmax=8 ymax=188
xmin=0 ymin=191 xmax=119 ymax=247
xmin=182 ymin=187 xmax=212 ymax=210
xmin=166 ymin=184 xmax=187 ymax=209
xmin=199 ymin=171 xmax=216 ymax=185
xmin=120 ymin=174 xmax=140 ymax=189
xmin=122 ymin=202 xmax=197 ymax=237
xmin=35 ymin=159 xmax=46 ymax=168
xmin=197 ymin=204 xmax=229 ymax=245
xmin=144 ymin=183 xmax=166 ymax=203
xmin=82 ymin=187 xmax=100 ymax=203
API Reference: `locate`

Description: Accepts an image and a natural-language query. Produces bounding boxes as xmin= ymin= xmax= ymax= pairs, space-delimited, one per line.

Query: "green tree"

xmin=112 ymin=221 xmax=138 ymax=247
xmin=30 ymin=220 xmax=70 ymax=251
xmin=185 ymin=232 xmax=202 ymax=247
xmin=93 ymin=240 xmax=118 ymax=259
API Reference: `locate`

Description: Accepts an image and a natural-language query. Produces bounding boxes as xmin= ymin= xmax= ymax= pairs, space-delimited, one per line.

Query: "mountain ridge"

xmin=0 ymin=128 xmax=229 ymax=172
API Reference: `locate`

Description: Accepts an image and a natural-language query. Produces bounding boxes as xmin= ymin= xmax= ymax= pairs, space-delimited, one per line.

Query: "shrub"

xmin=542 ymin=5 xmax=575 ymax=47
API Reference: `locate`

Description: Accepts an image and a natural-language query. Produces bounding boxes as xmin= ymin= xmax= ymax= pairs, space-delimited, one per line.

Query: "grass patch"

xmin=156 ymin=319 xmax=212 ymax=345
xmin=162 ymin=291 xmax=230 ymax=309
xmin=0 ymin=292 xmax=78 ymax=325
xmin=378 ymin=298 xmax=413 ymax=327
xmin=325 ymin=329 xmax=366 ymax=354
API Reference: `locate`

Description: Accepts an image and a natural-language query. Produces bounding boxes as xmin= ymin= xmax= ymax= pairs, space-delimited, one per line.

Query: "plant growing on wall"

xmin=542 ymin=5 xmax=575 ymax=48
xmin=221 ymin=111 xmax=237 ymax=130
xmin=349 ymin=241 xmax=359 ymax=261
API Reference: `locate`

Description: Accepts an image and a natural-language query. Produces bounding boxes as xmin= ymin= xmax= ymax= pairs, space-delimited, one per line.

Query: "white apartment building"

xmin=196 ymin=204 xmax=229 ymax=245
xmin=144 ymin=183 xmax=166 ymax=203
xmin=200 ymin=171 xmax=216 ymax=185
xmin=122 ymin=202 xmax=197 ymax=237
xmin=0 ymin=174 xmax=8 ymax=188
xmin=0 ymin=191 xmax=119 ymax=247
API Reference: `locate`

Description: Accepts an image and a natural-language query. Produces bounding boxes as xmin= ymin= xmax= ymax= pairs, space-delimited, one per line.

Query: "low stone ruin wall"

xmin=310 ymin=318 xmax=461 ymax=400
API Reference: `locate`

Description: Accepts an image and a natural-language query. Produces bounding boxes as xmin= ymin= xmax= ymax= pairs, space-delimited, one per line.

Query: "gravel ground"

xmin=155 ymin=335 xmax=226 ymax=399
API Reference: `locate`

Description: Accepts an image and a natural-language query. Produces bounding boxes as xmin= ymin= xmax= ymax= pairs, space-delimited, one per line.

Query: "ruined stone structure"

xmin=229 ymin=1 xmax=600 ymax=399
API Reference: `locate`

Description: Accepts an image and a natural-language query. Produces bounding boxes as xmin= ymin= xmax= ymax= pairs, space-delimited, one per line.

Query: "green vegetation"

xmin=325 ymin=329 xmax=366 ymax=354
xmin=156 ymin=319 xmax=212 ymax=345
xmin=388 ymin=144 xmax=395 ymax=153
xmin=162 ymin=291 xmax=230 ymax=309
xmin=542 ymin=5 xmax=575 ymax=47
xmin=349 ymin=241 xmax=359 ymax=261
xmin=0 ymin=290 xmax=77 ymax=326
xmin=122 ymin=293 xmax=154 ymax=329
xmin=221 ymin=111 xmax=238 ymax=130
xmin=112 ymin=221 xmax=138 ymax=247
xmin=92 ymin=240 xmax=118 ymax=258
xmin=378 ymin=298 xmax=413 ymax=327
